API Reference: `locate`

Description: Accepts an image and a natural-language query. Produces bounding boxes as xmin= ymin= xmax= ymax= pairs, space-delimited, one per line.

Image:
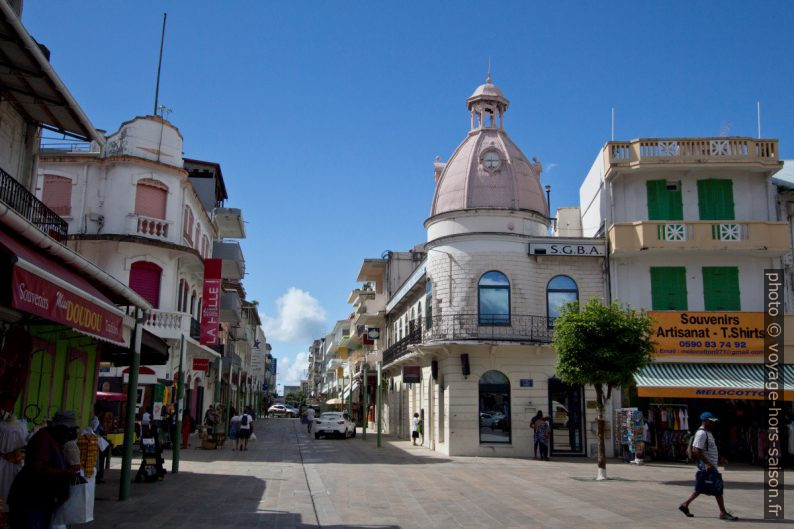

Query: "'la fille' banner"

xmin=649 ymin=311 xmax=764 ymax=356
xmin=200 ymin=259 xmax=222 ymax=345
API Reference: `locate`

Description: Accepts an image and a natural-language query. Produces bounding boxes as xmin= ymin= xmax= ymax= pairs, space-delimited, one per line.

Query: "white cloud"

xmin=262 ymin=287 xmax=327 ymax=343
xmin=278 ymin=351 xmax=309 ymax=389
xmin=545 ymin=162 xmax=559 ymax=173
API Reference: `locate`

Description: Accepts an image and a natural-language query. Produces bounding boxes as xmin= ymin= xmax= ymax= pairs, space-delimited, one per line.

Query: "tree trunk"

xmin=594 ymin=383 xmax=607 ymax=480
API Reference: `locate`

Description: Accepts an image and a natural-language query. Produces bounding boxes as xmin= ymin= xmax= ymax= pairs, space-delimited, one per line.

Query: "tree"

xmin=552 ymin=298 xmax=655 ymax=480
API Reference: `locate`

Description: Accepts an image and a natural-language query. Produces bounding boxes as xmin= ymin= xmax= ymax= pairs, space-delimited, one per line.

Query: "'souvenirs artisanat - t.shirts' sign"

xmin=200 ymin=259 xmax=222 ymax=345
xmin=11 ymin=266 xmax=124 ymax=344
xmin=650 ymin=311 xmax=764 ymax=356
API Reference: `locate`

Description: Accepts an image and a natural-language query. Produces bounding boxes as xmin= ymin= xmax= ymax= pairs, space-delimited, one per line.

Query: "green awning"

xmin=635 ymin=363 xmax=793 ymax=400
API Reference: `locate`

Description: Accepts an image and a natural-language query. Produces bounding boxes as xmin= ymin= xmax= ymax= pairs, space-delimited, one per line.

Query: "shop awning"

xmin=635 ymin=363 xmax=793 ymax=401
xmin=0 ymin=230 xmax=125 ymax=344
xmin=100 ymin=330 xmax=170 ymax=366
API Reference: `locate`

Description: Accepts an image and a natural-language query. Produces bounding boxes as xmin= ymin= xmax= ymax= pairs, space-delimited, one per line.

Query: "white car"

xmin=267 ymin=404 xmax=297 ymax=418
xmin=314 ymin=411 xmax=356 ymax=439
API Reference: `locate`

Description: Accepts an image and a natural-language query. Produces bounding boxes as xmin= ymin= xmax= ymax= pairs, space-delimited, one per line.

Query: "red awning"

xmin=0 ymin=230 xmax=125 ymax=344
xmin=122 ymin=366 xmax=155 ymax=375
xmin=96 ymin=391 xmax=127 ymax=402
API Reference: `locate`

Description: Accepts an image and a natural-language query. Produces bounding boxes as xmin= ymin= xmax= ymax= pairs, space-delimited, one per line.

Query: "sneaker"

xmin=719 ymin=512 xmax=738 ymax=521
xmin=678 ymin=505 xmax=693 ymax=518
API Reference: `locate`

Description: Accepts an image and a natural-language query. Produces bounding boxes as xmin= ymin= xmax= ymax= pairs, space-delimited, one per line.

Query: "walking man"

xmin=238 ymin=408 xmax=253 ymax=451
xmin=305 ymin=406 xmax=316 ymax=434
xmin=536 ymin=414 xmax=550 ymax=461
xmin=678 ymin=412 xmax=738 ymax=521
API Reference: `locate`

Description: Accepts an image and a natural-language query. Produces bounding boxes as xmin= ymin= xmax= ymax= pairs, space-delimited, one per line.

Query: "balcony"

xmin=609 ymin=221 xmax=791 ymax=255
xmin=213 ymin=207 xmax=245 ymax=239
xmin=134 ymin=214 xmax=171 ymax=241
xmin=220 ymin=290 xmax=242 ymax=323
xmin=143 ymin=309 xmax=193 ymax=341
xmin=604 ymin=138 xmax=780 ymax=172
xmin=213 ymin=240 xmax=245 ymax=279
xmin=0 ymin=165 xmax=67 ymax=242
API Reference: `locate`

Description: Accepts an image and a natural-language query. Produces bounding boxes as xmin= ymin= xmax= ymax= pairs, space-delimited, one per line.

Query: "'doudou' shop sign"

xmin=649 ymin=311 xmax=764 ymax=356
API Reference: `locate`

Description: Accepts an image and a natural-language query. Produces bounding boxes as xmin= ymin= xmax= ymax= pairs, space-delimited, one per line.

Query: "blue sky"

xmin=26 ymin=1 xmax=794 ymax=389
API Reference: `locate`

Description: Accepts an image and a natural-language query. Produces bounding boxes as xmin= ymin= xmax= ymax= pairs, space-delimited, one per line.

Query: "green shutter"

xmin=650 ymin=267 xmax=688 ymax=310
xmin=646 ymin=180 xmax=683 ymax=221
xmin=697 ymin=179 xmax=735 ymax=220
xmin=703 ymin=267 xmax=740 ymax=310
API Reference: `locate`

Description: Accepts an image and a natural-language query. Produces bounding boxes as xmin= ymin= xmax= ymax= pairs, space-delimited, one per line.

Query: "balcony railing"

xmin=0 ymin=166 xmax=67 ymax=242
xmin=604 ymin=138 xmax=778 ymax=168
xmin=382 ymin=314 xmax=554 ymax=365
xmin=136 ymin=214 xmax=170 ymax=240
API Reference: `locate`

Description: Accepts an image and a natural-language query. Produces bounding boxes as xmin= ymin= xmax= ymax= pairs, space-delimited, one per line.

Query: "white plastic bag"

xmin=52 ymin=475 xmax=95 ymax=525
xmin=249 ymin=432 xmax=257 ymax=442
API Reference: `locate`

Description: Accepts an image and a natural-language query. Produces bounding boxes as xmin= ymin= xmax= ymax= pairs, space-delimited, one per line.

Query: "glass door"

xmin=548 ymin=378 xmax=585 ymax=455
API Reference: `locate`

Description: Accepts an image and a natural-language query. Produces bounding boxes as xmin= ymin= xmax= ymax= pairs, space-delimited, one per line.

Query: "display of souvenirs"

xmin=647 ymin=404 xmax=690 ymax=461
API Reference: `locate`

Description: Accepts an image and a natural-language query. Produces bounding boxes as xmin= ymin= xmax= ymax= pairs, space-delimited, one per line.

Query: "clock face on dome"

xmin=482 ymin=150 xmax=501 ymax=171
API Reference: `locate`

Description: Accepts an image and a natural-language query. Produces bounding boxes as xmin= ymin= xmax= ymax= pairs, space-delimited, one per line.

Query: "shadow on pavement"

xmin=660 ymin=479 xmax=794 ymax=491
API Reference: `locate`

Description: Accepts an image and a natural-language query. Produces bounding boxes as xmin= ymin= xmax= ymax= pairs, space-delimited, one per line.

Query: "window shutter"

xmin=134 ymin=180 xmax=167 ymax=219
xmin=698 ymin=179 xmax=735 ymax=220
xmin=650 ymin=267 xmax=687 ymax=310
xmin=42 ymin=175 xmax=72 ymax=216
xmin=703 ymin=267 xmax=740 ymax=310
xmin=129 ymin=262 xmax=162 ymax=308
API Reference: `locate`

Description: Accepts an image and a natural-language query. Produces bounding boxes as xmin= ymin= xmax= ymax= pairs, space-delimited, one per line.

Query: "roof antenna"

xmin=611 ymin=107 xmax=615 ymax=141
xmin=487 ymin=57 xmax=492 ymax=83
xmin=757 ymin=101 xmax=761 ymax=139
xmin=153 ymin=13 xmax=167 ymax=115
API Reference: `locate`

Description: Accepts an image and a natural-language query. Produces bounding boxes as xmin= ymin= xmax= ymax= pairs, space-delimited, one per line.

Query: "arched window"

xmin=425 ymin=279 xmax=433 ymax=329
xmin=479 ymin=370 xmax=510 ymax=444
xmin=134 ymin=178 xmax=167 ymax=219
xmin=42 ymin=175 xmax=72 ymax=216
xmin=478 ymin=271 xmax=510 ymax=325
xmin=183 ymin=206 xmax=194 ymax=244
xmin=194 ymin=225 xmax=201 ymax=250
xmin=190 ymin=290 xmax=197 ymax=317
xmin=177 ymin=279 xmax=185 ymax=312
xmin=547 ymin=275 xmax=578 ymax=322
xmin=129 ymin=261 xmax=162 ymax=308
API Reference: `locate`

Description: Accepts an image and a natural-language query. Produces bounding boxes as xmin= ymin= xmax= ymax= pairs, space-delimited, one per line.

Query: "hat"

xmin=49 ymin=411 xmax=78 ymax=429
xmin=700 ymin=412 xmax=718 ymax=422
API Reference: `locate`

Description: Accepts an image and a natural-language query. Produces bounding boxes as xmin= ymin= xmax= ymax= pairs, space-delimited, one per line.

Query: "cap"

xmin=49 ymin=410 xmax=78 ymax=429
xmin=700 ymin=412 xmax=718 ymax=422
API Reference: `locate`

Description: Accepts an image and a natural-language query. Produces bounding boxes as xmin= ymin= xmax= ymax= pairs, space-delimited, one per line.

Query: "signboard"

xmin=519 ymin=379 xmax=533 ymax=388
xmin=650 ymin=311 xmax=764 ymax=356
xmin=528 ymin=242 xmax=605 ymax=257
xmin=403 ymin=366 xmax=421 ymax=383
xmin=637 ymin=386 xmax=793 ymax=401
xmin=250 ymin=347 xmax=266 ymax=378
xmin=192 ymin=358 xmax=210 ymax=371
xmin=11 ymin=266 xmax=125 ymax=344
xmin=200 ymin=259 xmax=222 ymax=345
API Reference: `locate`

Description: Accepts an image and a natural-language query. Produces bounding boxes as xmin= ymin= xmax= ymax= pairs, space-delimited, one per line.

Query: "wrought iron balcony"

xmin=0 ymin=166 xmax=67 ymax=241
xmin=382 ymin=314 xmax=554 ymax=366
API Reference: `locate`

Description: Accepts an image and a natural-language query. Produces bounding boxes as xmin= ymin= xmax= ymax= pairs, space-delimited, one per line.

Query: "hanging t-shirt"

xmin=660 ymin=409 xmax=668 ymax=429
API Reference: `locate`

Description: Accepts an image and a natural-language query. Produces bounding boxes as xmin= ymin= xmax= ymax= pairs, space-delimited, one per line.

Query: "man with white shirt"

xmin=678 ymin=412 xmax=738 ymax=521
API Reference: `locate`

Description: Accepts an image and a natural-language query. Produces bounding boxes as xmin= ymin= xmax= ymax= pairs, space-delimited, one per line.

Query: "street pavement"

xmin=81 ymin=418 xmax=789 ymax=528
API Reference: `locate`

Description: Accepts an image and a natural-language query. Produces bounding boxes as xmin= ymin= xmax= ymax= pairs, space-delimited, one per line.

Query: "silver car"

xmin=314 ymin=411 xmax=356 ymax=439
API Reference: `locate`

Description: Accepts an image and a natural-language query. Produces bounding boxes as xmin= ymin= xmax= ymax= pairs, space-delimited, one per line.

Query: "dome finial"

xmin=486 ymin=57 xmax=492 ymax=84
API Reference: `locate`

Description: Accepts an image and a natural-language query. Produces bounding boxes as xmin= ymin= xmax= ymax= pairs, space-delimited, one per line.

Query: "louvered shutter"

xmin=42 ymin=175 xmax=72 ymax=216
xmin=134 ymin=180 xmax=167 ymax=219
xmin=129 ymin=262 xmax=162 ymax=308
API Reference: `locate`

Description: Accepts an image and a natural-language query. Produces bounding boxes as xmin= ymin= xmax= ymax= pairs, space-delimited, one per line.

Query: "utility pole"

xmin=362 ymin=362 xmax=368 ymax=440
xmin=172 ymin=334 xmax=185 ymax=473
xmin=376 ymin=361 xmax=382 ymax=448
xmin=347 ymin=358 xmax=353 ymax=418
xmin=119 ymin=308 xmax=144 ymax=501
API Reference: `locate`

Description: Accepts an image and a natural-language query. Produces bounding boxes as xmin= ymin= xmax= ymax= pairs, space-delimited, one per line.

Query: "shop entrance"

xmin=548 ymin=377 xmax=585 ymax=455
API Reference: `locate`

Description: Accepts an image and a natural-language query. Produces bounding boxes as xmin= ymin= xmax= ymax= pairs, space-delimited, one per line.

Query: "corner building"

xmin=381 ymin=76 xmax=609 ymax=458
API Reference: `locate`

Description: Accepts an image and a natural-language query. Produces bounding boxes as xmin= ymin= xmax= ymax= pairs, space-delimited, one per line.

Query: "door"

xmin=548 ymin=378 xmax=585 ymax=455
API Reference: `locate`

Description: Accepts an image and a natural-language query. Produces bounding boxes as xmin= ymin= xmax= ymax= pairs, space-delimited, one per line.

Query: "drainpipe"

xmin=119 ymin=308 xmax=144 ymax=501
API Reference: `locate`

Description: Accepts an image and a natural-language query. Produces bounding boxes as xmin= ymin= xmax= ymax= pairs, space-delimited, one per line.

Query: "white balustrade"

xmin=137 ymin=215 xmax=170 ymax=239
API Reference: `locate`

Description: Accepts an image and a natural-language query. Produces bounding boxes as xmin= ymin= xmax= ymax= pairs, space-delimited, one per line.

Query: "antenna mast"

xmin=153 ymin=13 xmax=167 ymax=115
xmin=757 ymin=101 xmax=761 ymax=139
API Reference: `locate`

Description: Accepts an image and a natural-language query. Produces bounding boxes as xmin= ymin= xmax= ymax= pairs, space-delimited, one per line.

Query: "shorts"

xmin=694 ymin=467 xmax=724 ymax=496
xmin=239 ymin=428 xmax=252 ymax=439
xmin=412 ymin=431 xmax=419 ymax=439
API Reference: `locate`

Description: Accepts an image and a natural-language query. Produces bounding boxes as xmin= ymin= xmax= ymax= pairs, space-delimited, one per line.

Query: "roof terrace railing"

xmin=0 ymin=165 xmax=68 ymax=242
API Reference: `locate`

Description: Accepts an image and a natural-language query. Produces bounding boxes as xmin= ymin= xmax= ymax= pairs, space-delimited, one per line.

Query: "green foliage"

xmin=553 ymin=299 xmax=655 ymax=391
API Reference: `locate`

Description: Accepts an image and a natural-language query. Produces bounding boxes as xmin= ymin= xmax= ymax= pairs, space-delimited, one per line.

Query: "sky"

xmin=25 ymin=1 xmax=794 ymax=390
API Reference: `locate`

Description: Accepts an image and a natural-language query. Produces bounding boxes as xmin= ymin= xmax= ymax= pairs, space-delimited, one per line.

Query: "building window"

xmin=129 ymin=261 xmax=162 ymax=308
xmin=547 ymin=275 xmax=578 ymax=322
xmin=425 ymin=279 xmax=433 ymax=329
xmin=194 ymin=225 xmax=201 ymax=250
xmin=190 ymin=290 xmax=197 ymax=317
xmin=479 ymin=370 xmax=510 ymax=444
xmin=183 ymin=206 xmax=194 ymax=244
xmin=134 ymin=178 xmax=168 ymax=219
xmin=646 ymin=179 xmax=682 ymax=220
xmin=702 ymin=267 xmax=740 ymax=310
xmin=650 ymin=267 xmax=687 ymax=310
xmin=177 ymin=279 xmax=185 ymax=312
xmin=478 ymin=271 xmax=510 ymax=325
xmin=697 ymin=179 xmax=735 ymax=220
xmin=42 ymin=175 xmax=72 ymax=216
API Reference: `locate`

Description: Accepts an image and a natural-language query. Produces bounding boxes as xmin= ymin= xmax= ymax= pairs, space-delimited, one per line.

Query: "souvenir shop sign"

xmin=200 ymin=259 xmax=222 ymax=345
xmin=649 ymin=311 xmax=764 ymax=356
xmin=11 ymin=266 xmax=124 ymax=344
xmin=192 ymin=358 xmax=210 ymax=371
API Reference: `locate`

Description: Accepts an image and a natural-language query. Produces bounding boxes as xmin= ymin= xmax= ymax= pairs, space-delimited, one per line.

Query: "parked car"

xmin=267 ymin=404 xmax=298 ymax=418
xmin=479 ymin=411 xmax=495 ymax=428
xmin=551 ymin=401 xmax=569 ymax=428
xmin=314 ymin=411 xmax=356 ymax=439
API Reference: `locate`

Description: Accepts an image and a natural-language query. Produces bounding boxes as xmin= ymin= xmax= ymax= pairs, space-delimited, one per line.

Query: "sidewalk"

xmin=82 ymin=418 xmax=788 ymax=528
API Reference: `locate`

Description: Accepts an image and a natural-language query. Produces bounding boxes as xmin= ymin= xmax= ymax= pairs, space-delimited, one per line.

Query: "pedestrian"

xmin=229 ymin=408 xmax=241 ymax=451
xmin=305 ymin=406 xmax=316 ymax=434
xmin=678 ymin=412 xmax=738 ymax=521
xmin=418 ymin=412 xmax=424 ymax=445
xmin=7 ymin=411 xmax=80 ymax=529
xmin=91 ymin=407 xmax=109 ymax=483
xmin=181 ymin=412 xmax=192 ymax=449
xmin=535 ymin=415 xmax=550 ymax=461
xmin=411 ymin=413 xmax=420 ymax=446
xmin=530 ymin=410 xmax=543 ymax=460
xmin=238 ymin=409 xmax=253 ymax=451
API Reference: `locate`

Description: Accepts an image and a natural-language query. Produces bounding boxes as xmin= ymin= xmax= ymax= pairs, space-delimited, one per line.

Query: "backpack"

xmin=241 ymin=414 xmax=249 ymax=426
xmin=687 ymin=427 xmax=708 ymax=461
